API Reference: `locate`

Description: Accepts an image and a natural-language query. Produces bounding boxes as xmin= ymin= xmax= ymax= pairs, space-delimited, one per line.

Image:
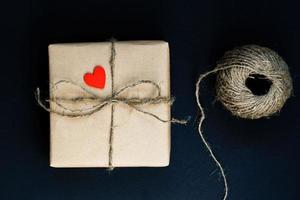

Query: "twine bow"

xmin=36 ymin=39 xmax=188 ymax=169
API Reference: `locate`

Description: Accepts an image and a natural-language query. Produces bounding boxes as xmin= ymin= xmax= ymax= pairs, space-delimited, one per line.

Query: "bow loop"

xmin=114 ymin=80 xmax=162 ymax=100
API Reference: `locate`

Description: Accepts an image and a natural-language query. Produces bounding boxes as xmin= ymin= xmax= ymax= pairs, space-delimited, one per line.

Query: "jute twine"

xmin=36 ymin=39 xmax=188 ymax=170
xmin=196 ymin=45 xmax=293 ymax=199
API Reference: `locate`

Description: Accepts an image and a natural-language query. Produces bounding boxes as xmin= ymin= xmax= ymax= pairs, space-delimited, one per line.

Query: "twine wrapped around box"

xmin=36 ymin=39 xmax=188 ymax=169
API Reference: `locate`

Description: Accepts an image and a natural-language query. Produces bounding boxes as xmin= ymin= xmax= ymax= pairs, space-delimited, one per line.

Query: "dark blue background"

xmin=0 ymin=0 xmax=299 ymax=199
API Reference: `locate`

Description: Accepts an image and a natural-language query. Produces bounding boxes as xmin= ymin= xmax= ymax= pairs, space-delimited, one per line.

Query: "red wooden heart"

xmin=83 ymin=66 xmax=106 ymax=89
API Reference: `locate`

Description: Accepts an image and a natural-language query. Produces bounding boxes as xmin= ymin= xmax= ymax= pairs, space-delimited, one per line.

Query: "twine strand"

xmin=108 ymin=39 xmax=116 ymax=170
xmin=195 ymin=67 xmax=230 ymax=200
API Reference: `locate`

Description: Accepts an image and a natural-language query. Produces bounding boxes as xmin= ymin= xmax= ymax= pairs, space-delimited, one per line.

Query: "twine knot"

xmin=35 ymin=79 xmax=186 ymax=124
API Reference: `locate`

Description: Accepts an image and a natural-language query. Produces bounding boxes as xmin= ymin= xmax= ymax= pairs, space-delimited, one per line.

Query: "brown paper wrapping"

xmin=49 ymin=41 xmax=171 ymax=167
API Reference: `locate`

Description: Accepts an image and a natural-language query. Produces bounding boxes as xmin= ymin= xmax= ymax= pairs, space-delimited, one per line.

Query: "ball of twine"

xmin=195 ymin=45 xmax=293 ymax=200
xmin=216 ymin=45 xmax=293 ymax=119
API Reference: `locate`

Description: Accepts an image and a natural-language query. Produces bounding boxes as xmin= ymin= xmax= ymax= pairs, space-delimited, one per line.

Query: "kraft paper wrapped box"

xmin=48 ymin=41 xmax=172 ymax=168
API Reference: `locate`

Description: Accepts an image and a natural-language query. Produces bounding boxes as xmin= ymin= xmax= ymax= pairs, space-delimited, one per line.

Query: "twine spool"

xmin=216 ymin=45 xmax=293 ymax=119
xmin=195 ymin=45 xmax=293 ymax=200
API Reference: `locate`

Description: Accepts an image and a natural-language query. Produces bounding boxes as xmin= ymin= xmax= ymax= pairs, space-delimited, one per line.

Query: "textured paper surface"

xmin=49 ymin=41 xmax=171 ymax=167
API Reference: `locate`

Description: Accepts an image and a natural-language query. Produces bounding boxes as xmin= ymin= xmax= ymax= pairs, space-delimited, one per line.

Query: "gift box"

xmin=48 ymin=41 xmax=172 ymax=168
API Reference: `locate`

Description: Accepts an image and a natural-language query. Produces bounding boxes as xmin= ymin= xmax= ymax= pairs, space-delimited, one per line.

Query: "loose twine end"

xmin=107 ymin=166 xmax=115 ymax=172
xmin=35 ymin=87 xmax=50 ymax=112
xmin=171 ymin=116 xmax=191 ymax=125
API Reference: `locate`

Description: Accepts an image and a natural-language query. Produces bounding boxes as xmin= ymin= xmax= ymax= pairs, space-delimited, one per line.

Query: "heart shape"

xmin=83 ymin=66 xmax=106 ymax=89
